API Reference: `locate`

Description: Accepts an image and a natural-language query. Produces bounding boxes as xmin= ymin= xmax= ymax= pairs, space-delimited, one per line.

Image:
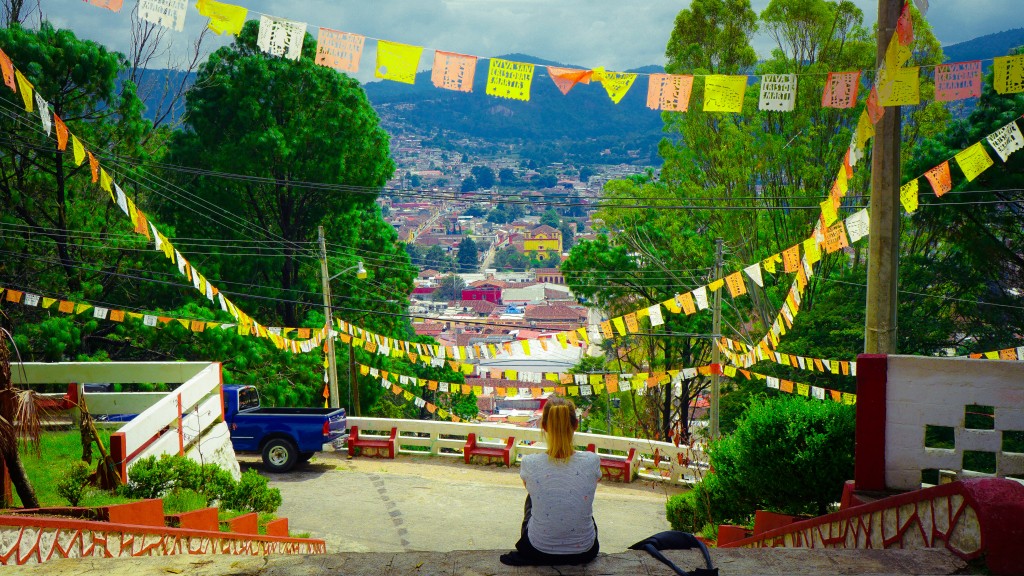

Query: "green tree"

xmin=579 ymin=166 xmax=595 ymax=183
xmin=471 ymin=165 xmax=495 ymax=188
xmin=163 ymin=21 xmax=395 ymax=327
xmin=559 ymin=220 xmax=576 ymax=252
xmin=434 ymin=274 xmax=466 ymax=302
xmin=423 ymin=245 xmax=452 ymax=271
xmin=498 ymin=167 xmax=517 ymax=186
xmin=540 ymin=208 xmax=561 ymax=228
xmin=494 ymin=246 xmax=531 ymax=271
xmin=457 ymin=237 xmax=479 ymax=273
xmin=461 ymin=176 xmax=478 ymax=193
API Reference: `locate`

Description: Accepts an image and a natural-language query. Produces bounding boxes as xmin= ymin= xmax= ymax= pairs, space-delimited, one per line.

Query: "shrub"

xmin=665 ymin=472 xmax=752 ymax=532
xmin=120 ymin=454 xmax=238 ymax=505
xmin=709 ymin=395 xmax=855 ymax=516
xmin=56 ymin=461 xmax=92 ymax=506
xmin=163 ymin=488 xmax=208 ymax=515
xmin=221 ymin=469 xmax=282 ymax=514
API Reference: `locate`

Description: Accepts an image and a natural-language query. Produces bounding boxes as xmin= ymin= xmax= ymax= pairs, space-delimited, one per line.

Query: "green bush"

xmin=665 ymin=471 xmax=752 ymax=532
xmin=710 ymin=395 xmax=855 ymax=516
xmin=56 ymin=461 xmax=92 ymax=506
xmin=221 ymin=469 xmax=282 ymax=514
xmin=162 ymin=488 xmax=209 ymax=515
xmin=119 ymin=454 xmax=242 ymax=506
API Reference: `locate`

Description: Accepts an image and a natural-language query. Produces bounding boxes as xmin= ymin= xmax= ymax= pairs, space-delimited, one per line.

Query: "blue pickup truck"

xmin=223 ymin=385 xmax=347 ymax=472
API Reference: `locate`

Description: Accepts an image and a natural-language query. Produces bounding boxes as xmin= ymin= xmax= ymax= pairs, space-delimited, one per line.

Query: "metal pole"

xmin=350 ymin=338 xmax=360 ymax=416
xmin=710 ymin=238 xmax=723 ymax=440
xmin=318 ymin=226 xmax=341 ymax=409
xmin=865 ymin=0 xmax=903 ymax=355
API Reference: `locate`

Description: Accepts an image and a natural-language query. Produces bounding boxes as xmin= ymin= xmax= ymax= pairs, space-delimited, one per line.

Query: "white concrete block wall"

xmin=885 ymin=355 xmax=1024 ymax=490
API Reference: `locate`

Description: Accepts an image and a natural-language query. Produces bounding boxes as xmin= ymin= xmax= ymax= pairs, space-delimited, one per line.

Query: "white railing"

xmin=14 ymin=362 xmax=238 ymax=481
xmin=347 ymin=417 xmax=707 ymax=485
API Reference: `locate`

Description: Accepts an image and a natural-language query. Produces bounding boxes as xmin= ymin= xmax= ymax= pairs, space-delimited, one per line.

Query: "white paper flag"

xmin=92 ymin=307 xmax=108 ymax=320
xmin=758 ymin=74 xmax=797 ymax=112
xmin=682 ymin=368 xmax=697 ymax=379
xmin=575 ymin=374 xmax=587 ymax=385
xmin=257 ymin=15 xmax=307 ymax=61
xmin=581 ymin=385 xmax=593 ymax=396
xmin=414 ymin=397 xmax=426 ymax=408
xmin=114 ymin=184 xmax=129 ymax=215
xmin=619 ymin=380 xmax=631 ymax=391
xmin=35 ymin=94 xmax=51 ymax=136
xmin=139 ymin=0 xmax=189 ymax=32
xmin=767 ymin=376 xmax=780 ymax=389
xmin=144 ymin=314 xmax=158 ymax=327
xmin=812 ymin=386 xmax=826 ymax=400
xmin=693 ymin=286 xmax=709 ymax=310
xmin=822 ymin=359 xmax=832 ymax=372
xmin=24 ymin=293 xmax=40 ymax=306
xmin=744 ymin=263 xmax=763 ymax=287
xmin=439 ymin=382 xmax=449 ymax=392
xmin=845 ymin=209 xmax=870 ymax=243
xmin=647 ymin=304 xmax=664 ymax=327
xmin=986 ymin=121 xmax=1024 ymax=162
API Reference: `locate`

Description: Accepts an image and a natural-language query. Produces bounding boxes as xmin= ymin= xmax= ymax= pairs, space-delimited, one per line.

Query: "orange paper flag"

xmin=821 ymin=71 xmax=860 ymax=108
xmin=316 ymin=28 xmax=365 ymax=73
xmin=54 ymin=114 xmax=68 ymax=151
xmin=647 ymin=73 xmax=693 ymax=111
xmin=432 ymin=51 xmax=477 ymax=93
xmin=782 ymin=245 xmax=800 ymax=273
xmin=547 ymin=66 xmax=592 ymax=95
xmin=924 ymin=161 xmax=952 ymax=197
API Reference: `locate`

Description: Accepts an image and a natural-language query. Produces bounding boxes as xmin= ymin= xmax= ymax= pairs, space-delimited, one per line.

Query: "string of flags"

xmin=742 ymin=369 xmax=856 ymax=405
xmin=718 ymin=337 xmax=856 ymax=376
xmin=0 ymin=285 xmax=329 ymax=351
xmin=75 ymin=0 xmax=1024 ymax=110
xmin=968 ymin=346 xmax=1024 ymax=361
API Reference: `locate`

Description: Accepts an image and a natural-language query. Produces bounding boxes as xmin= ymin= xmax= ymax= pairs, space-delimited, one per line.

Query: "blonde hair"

xmin=541 ymin=396 xmax=578 ymax=460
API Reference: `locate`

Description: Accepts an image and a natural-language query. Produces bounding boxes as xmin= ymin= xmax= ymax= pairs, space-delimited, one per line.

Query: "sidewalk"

xmin=253 ymin=451 xmax=686 ymax=553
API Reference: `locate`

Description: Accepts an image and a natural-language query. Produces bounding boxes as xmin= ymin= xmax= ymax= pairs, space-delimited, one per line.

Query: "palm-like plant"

xmin=0 ymin=326 xmax=42 ymax=509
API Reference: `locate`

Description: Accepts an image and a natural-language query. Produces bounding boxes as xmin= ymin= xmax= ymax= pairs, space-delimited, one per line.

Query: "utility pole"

xmin=350 ymin=339 xmax=360 ymax=416
xmin=318 ymin=226 xmax=341 ymax=409
xmin=710 ymin=238 xmax=723 ymax=440
xmin=865 ymin=0 xmax=904 ymax=354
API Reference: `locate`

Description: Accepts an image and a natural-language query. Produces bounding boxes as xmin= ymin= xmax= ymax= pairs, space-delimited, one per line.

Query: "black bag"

xmin=629 ymin=531 xmax=718 ymax=576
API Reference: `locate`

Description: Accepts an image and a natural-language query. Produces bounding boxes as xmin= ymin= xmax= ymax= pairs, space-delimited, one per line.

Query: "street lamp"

xmin=318 ymin=225 xmax=366 ymax=410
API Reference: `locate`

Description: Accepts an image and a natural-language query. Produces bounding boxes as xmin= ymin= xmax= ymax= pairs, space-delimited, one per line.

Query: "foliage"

xmin=457 ymin=237 xmax=479 ymax=273
xmin=221 ymin=468 xmax=282 ymax=514
xmin=119 ymin=454 xmax=235 ymax=505
xmin=56 ymin=461 xmax=92 ymax=506
xmin=461 ymin=176 xmax=478 ymax=192
xmin=16 ymin=430 xmax=131 ymax=508
xmin=470 ymin=166 xmax=496 ymax=189
xmin=710 ymin=396 xmax=855 ymax=516
xmin=540 ymin=209 xmax=561 ymax=228
xmin=162 ymin=488 xmax=208 ymax=515
xmin=433 ymin=274 xmax=466 ymax=302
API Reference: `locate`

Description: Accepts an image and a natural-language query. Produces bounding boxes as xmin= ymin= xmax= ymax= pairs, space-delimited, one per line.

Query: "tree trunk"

xmin=2 ymin=448 xmax=39 ymax=509
xmin=80 ymin=416 xmax=93 ymax=463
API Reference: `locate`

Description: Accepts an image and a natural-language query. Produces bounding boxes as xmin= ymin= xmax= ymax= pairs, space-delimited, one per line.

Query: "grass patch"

xmin=162 ymin=489 xmax=209 ymax=515
xmin=218 ymin=509 xmax=278 ymax=535
xmin=14 ymin=429 xmax=132 ymax=508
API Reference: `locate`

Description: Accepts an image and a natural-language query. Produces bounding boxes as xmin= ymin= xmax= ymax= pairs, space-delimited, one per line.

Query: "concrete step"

xmin=6 ymin=547 xmax=970 ymax=575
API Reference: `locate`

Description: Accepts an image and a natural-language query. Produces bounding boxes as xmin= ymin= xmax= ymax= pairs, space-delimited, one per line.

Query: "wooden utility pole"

xmin=865 ymin=0 xmax=904 ymax=354
xmin=318 ymin=226 xmax=341 ymax=409
xmin=710 ymin=238 xmax=723 ymax=439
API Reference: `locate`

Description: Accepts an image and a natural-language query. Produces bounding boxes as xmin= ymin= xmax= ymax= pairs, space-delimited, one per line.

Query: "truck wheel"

xmin=262 ymin=438 xmax=298 ymax=473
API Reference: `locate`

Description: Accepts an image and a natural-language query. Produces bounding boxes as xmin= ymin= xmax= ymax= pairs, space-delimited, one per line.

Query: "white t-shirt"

xmin=520 ymin=451 xmax=601 ymax=554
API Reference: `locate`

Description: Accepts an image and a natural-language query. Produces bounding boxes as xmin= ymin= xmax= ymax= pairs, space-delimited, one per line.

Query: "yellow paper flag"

xmin=486 ymin=58 xmax=534 ymax=102
xmin=820 ymin=197 xmax=838 ymax=226
xmin=375 ymin=40 xmax=423 ymax=85
xmin=196 ymin=0 xmax=246 ymax=35
xmin=708 ymin=278 xmax=725 ymax=292
xmin=71 ymin=135 xmax=86 ymax=166
xmin=899 ymin=179 xmax=919 ymax=213
xmin=856 ymin=111 xmax=875 ymax=151
xmin=612 ymin=317 xmax=627 ymax=336
xmin=803 ymin=238 xmax=821 ymax=265
xmin=14 ymin=70 xmax=33 ymax=112
xmin=703 ymin=75 xmax=747 ymax=113
xmin=992 ymin=54 xmax=1024 ymax=95
xmin=595 ymin=68 xmax=637 ymax=104
xmin=954 ymin=142 xmax=994 ymax=182
xmin=878 ymin=66 xmax=920 ymax=106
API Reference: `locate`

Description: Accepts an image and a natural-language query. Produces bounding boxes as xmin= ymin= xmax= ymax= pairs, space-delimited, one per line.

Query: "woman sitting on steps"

xmin=500 ymin=396 xmax=601 ymax=566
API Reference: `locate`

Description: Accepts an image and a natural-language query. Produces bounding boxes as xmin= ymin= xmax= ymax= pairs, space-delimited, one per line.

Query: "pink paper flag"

xmin=647 ymin=73 xmax=694 ymax=112
xmin=934 ymin=61 xmax=982 ymax=102
xmin=315 ymin=28 xmax=365 ymax=73
xmin=821 ymin=71 xmax=860 ymax=109
xmin=547 ymin=66 xmax=592 ymax=95
xmin=87 ymin=0 xmax=124 ymax=12
xmin=432 ymin=51 xmax=477 ymax=93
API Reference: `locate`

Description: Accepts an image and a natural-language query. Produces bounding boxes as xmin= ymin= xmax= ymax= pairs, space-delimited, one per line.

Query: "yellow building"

xmin=523 ymin=225 xmax=562 ymax=259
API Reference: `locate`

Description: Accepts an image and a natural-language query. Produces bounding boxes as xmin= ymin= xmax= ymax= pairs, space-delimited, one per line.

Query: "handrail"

xmin=347 ymin=416 xmax=707 ymax=485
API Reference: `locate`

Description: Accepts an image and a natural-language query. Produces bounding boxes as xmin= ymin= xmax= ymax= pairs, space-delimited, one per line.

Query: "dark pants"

xmin=515 ymin=495 xmax=600 ymax=565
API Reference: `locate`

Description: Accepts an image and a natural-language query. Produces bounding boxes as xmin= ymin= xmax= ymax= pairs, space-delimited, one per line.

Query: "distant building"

xmin=523 ymin=225 xmax=562 ymax=260
xmin=461 ymin=280 xmax=506 ymax=304
xmin=534 ymin=268 xmax=564 ymax=285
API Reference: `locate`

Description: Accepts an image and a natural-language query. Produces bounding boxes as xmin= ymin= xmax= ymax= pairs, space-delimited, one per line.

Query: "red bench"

xmin=464 ymin=433 xmax=515 ymax=467
xmin=587 ymin=444 xmax=636 ymax=483
xmin=347 ymin=426 xmax=397 ymax=459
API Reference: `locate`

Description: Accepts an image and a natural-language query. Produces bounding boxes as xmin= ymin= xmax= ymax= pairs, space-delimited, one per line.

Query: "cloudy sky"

xmin=43 ymin=0 xmax=1022 ymax=82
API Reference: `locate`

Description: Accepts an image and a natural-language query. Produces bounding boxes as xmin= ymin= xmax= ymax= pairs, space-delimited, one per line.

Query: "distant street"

xmin=245 ymin=452 xmax=684 ymax=553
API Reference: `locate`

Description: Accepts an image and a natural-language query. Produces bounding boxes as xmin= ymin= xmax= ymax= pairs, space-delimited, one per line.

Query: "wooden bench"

xmin=464 ymin=433 xmax=515 ymax=467
xmin=347 ymin=426 xmax=397 ymax=459
xmin=587 ymin=444 xmax=636 ymax=483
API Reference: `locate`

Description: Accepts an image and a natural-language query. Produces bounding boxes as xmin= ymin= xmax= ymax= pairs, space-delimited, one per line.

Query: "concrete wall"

xmin=884 ymin=355 xmax=1024 ymax=490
